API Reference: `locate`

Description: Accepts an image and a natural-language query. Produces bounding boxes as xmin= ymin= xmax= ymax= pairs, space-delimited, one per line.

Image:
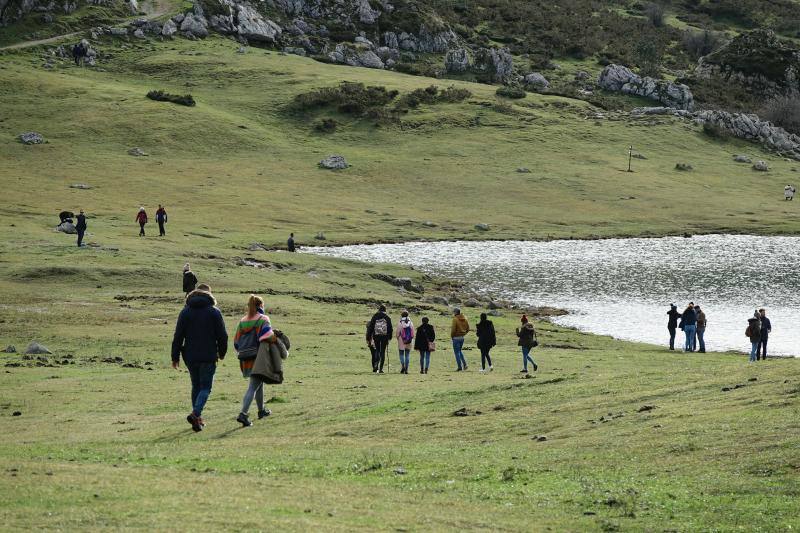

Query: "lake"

xmin=306 ymin=235 xmax=800 ymax=356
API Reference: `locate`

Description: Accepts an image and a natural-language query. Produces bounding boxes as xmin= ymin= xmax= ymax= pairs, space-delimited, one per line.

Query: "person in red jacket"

xmin=136 ymin=207 xmax=148 ymax=236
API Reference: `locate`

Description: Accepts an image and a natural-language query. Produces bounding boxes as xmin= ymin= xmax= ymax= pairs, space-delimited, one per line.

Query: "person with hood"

xmin=136 ymin=207 xmax=148 ymax=236
xmin=182 ymin=264 xmax=197 ymax=295
xmin=414 ymin=317 xmax=435 ymax=374
xmin=155 ymin=205 xmax=168 ymax=236
xmin=396 ymin=310 xmax=415 ymax=374
xmin=681 ymin=303 xmax=697 ymax=352
xmin=75 ymin=209 xmax=87 ymax=247
xmin=367 ymin=305 xmax=393 ymax=373
xmin=695 ymin=305 xmax=707 ymax=353
xmin=287 ymin=233 xmax=296 ymax=252
xmin=171 ymin=284 xmax=228 ymax=432
xmin=667 ymin=304 xmax=680 ymax=350
xmin=746 ymin=311 xmax=762 ymax=362
xmin=757 ymin=308 xmax=772 ymax=360
xmin=450 ymin=308 xmax=470 ymax=371
xmin=233 ymin=294 xmax=275 ymax=427
xmin=516 ymin=315 xmax=538 ymax=373
xmin=476 ymin=313 xmax=496 ymax=372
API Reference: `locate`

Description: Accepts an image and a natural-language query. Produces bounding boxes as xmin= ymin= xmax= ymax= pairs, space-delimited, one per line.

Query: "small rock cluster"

xmin=599 ymin=64 xmax=694 ymax=111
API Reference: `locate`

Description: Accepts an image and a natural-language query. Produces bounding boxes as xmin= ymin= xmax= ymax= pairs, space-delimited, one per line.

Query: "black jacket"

xmin=760 ymin=317 xmax=772 ymax=339
xmin=182 ymin=271 xmax=198 ymax=293
xmin=476 ymin=320 xmax=496 ymax=349
xmin=367 ymin=311 xmax=393 ymax=340
xmin=414 ymin=323 xmax=436 ymax=351
xmin=681 ymin=308 xmax=697 ymax=327
xmin=667 ymin=308 xmax=680 ymax=328
xmin=171 ymin=291 xmax=228 ymax=364
xmin=76 ymin=214 xmax=87 ymax=231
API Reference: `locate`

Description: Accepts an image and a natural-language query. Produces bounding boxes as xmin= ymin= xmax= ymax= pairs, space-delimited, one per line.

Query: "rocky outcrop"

xmin=161 ymin=18 xmax=178 ymax=37
xmin=474 ymin=47 xmax=513 ymax=83
xmin=18 ymin=132 xmax=44 ymax=144
xmin=328 ymin=43 xmax=383 ymax=68
xmin=236 ymin=4 xmax=281 ymax=42
xmin=599 ymin=64 xmax=693 ymax=110
xmin=383 ymin=25 xmax=458 ymax=54
xmin=444 ymin=47 xmax=470 ymax=73
xmin=180 ymin=12 xmax=209 ymax=38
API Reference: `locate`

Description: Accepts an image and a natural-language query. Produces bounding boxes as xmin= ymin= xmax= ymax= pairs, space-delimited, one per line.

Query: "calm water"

xmin=306 ymin=235 xmax=800 ymax=356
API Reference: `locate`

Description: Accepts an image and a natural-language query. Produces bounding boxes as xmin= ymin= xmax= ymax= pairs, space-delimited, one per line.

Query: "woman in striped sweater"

xmin=234 ymin=294 xmax=275 ymax=427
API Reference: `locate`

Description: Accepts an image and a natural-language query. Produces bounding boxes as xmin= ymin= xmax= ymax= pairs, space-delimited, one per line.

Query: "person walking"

xmin=75 ymin=209 xmax=87 ymax=247
xmin=667 ymin=304 xmax=680 ymax=350
xmin=746 ymin=311 xmax=762 ymax=362
xmin=450 ymin=308 xmax=470 ymax=371
xmin=287 ymin=233 xmax=296 ymax=252
xmin=233 ymin=295 xmax=275 ymax=427
xmin=396 ymin=310 xmax=415 ymax=374
xmin=476 ymin=313 xmax=496 ymax=372
xmin=695 ymin=305 xmax=707 ymax=353
xmin=516 ymin=315 xmax=538 ymax=373
xmin=681 ymin=303 xmax=697 ymax=352
xmin=171 ymin=284 xmax=228 ymax=432
xmin=414 ymin=317 xmax=435 ymax=374
xmin=757 ymin=308 xmax=771 ymax=360
xmin=182 ymin=264 xmax=198 ymax=295
xmin=136 ymin=207 xmax=148 ymax=236
xmin=155 ymin=205 xmax=168 ymax=236
xmin=367 ymin=305 xmax=393 ymax=373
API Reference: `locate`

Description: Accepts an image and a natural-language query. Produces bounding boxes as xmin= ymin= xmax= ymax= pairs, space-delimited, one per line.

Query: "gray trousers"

xmin=241 ymin=376 xmax=264 ymax=415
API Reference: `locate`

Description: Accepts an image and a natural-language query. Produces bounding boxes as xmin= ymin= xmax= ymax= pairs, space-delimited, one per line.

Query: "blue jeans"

xmin=750 ymin=342 xmax=758 ymax=362
xmin=399 ymin=349 xmax=410 ymax=369
xmin=419 ymin=351 xmax=430 ymax=370
xmin=186 ymin=362 xmax=216 ymax=416
xmin=522 ymin=346 xmax=536 ymax=370
xmin=683 ymin=325 xmax=696 ymax=351
xmin=452 ymin=337 xmax=466 ymax=369
xmin=696 ymin=328 xmax=705 ymax=352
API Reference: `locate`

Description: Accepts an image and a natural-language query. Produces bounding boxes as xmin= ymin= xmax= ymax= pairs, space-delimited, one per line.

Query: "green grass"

xmin=0 ymin=35 xmax=799 ymax=531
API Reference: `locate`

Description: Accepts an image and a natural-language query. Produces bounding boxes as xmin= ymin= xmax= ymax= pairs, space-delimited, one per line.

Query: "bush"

xmin=495 ymin=86 xmax=527 ymax=99
xmin=314 ymin=118 xmax=338 ymax=133
xmin=292 ymin=82 xmax=399 ymax=116
xmin=146 ymin=90 xmax=195 ymax=107
xmin=682 ymin=29 xmax=726 ymax=60
xmin=645 ymin=2 xmax=665 ymax=27
xmin=702 ymin=122 xmax=730 ymax=140
xmin=759 ymin=96 xmax=800 ymax=135
xmin=396 ymin=85 xmax=471 ymax=109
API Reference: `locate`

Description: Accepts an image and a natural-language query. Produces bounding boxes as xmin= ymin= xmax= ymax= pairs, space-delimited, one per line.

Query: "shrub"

xmin=314 ymin=118 xmax=338 ymax=133
xmin=495 ymin=86 xmax=527 ymax=99
xmin=759 ymin=96 xmax=800 ymax=135
xmin=682 ymin=29 xmax=726 ymax=60
xmin=146 ymin=90 xmax=195 ymax=107
xmin=396 ymin=85 xmax=471 ymax=109
xmin=702 ymin=122 xmax=730 ymax=140
xmin=645 ymin=2 xmax=665 ymax=27
xmin=292 ymin=82 xmax=399 ymax=116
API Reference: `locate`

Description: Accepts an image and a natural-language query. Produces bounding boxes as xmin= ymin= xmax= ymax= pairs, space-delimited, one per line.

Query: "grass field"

xmin=1 ymin=35 xmax=799 ymax=531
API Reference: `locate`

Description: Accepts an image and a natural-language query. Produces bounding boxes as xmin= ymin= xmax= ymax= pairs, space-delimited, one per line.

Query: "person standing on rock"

xmin=667 ymin=304 xmax=680 ymax=350
xmin=450 ymin=308 xmax=470 ymax=371
xmin=516 ymin=315 xmax=538 ymax=373
xmin=287 ymin=233 xmax=296 ymax=252
xmin=182 ymin=264 xmax=198 ymax=295
xmin=414 ymin=317 xmax=435 ymax=374
xmin=396 ymin=310 xmax=414 ymax=374
xmin=156 ymin=205 xmax=168 ymax=237
xmin=681 ymin=303 xmax=697 ymax=352
xmin=367 ymin=305 xmax=392 ymax=373
xmin=476 ymin=313 xmax=496 ymax=372
xmin=136 ymin=207 xmax=148 ymax=237
xmin=233 ymin=294 xmax=275 ymax=427
xmin=757 ymin=308 xmax=771 ymax=360
xmin=746 ymin=311 xmax=762 ymax=363
xmin=75 ymin=209 xmax=87 ymax=247
xmin=695 ymin=305 xmax=707 ymax=353
xmin=171 ymin=283 xmax=228 ymax=432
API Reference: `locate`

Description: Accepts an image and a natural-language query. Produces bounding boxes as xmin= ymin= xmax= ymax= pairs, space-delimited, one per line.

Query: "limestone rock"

xmin=524 ymin=72 xmax=549 ymax=90
xmin=444 ymin=47 xmax=470 ymax=73
xmin=25 ymin=342 xmax=52 ymax=355
xmin=3 ymin=345 xmax=16 ymax=353
xmin=753 ymin=160 xmax=769 ymax=171
xmin=180 ymin=12 xmax=208 ymax=38
xmin=474 ymin=223 xmax=490 ymax=231
xmin=69 ymin=183 xmax=91 ymax=189
xmin=328 ymin=43 xmax=383 ymax=69
xmin=57 ymin=221 xmax=77 ymax=234
xmin=516 ymin=167 xmax=531 ymax=173
xmin=319 ymin=155 xmax=348 ymax=169
xmin=733 ymin=154 xmax=752 ymax=163
xmin=675 ymin=163 xmax=693 ymax=171
xmin=161 ymin=18 xmax=178 ymax=37
xmin=356 ymin=0 xmax=379 ymax=24
xmin=474 ymin=47 xmax=513 ymax=83
xmin=599 ymin=64 xmax=693 ymax=110
xmin=128 ymin=147 xmax=148 ymax=156
xmin=18 ymin=132 xmax=44 ymax=144
xmin=236 ymin=5 xmax=281 ymax=43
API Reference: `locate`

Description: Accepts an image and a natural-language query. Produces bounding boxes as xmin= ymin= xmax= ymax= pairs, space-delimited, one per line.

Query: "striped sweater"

xmin=233 ymin=311 xmax=274 ymax=352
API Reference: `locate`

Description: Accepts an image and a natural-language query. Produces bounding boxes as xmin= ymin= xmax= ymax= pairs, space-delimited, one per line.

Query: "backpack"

xmin=400 ymin=323 xmax=413 ymax=344
xmin=237 ymin=323 xmax=261 ymax=360
xmin=745 ymin=326 xmax=751 ymax=338
xmin=374 ymin=317 xmax=388 ymax=336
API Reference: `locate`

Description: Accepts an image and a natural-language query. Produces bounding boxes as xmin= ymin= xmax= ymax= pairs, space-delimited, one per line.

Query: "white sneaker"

xmin=489 ymin=366 xmax=493 ymax=371
xmin=479 ymin=368 xmax=485 ymax=373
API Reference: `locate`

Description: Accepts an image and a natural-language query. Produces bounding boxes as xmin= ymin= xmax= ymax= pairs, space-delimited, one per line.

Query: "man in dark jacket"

xmin=182 ymin=264 xmax=197 ymax=295
xmin=75 ymin=209 xmax=87 ymax=247
xmin=287 ymin=233 xmax=296 ymax=252
xmin=757 ymin=308 xmax=772 ymax=360
xmin=667 ymin=304 xmax=680 ymax=350
xmin=171 ymin=284 xmax=228 ymax=431
xmin=367 ymin=305 xmax=393 ymax=373
xmin=681 ymin=303 xmax=697 ymax=352
xmin=155 ymin=205 xmax=168 ymax=236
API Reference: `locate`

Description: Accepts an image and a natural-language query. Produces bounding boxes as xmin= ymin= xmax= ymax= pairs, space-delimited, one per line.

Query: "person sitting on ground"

xmin=233 ymin=294 xmax=275 ymax=427
xmin=695 ymin=305 xmax=707 ymax=353
xmin=75 ymin=209 xmax=87 ymax=248
xmin=171 ymin=283 xmax=228 ymax=432
xmin=667 ymin=304 xmax=680 ymax=351
xmin=367 ymin=305 xmax=393 ymax=373
xmin=155 ymin=205 xmax=168 ymax=237
xmin=136 ymin=207 xmax=148 ymax=237
xmin=516 ymin=315 xmax=538 ymax=373
xmin=182 ymin=264 xmax=197 ymax=295
xmin=414 ymin=317 xmax=435 ymax=374
xmin=476 ymin=313 xmax=496 ymax=372
xmin=746 ymin=311 xmax=762 ymax=363
xmin=450 ymin=308 xmax=470 ymax=371
xmin=396 ymin=310 xmax=415 ymax=374
xmin=757 ymin=308 xmax=771 ymax=360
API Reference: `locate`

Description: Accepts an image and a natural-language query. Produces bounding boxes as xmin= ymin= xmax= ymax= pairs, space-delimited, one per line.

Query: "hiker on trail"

xmin=680 ymin=303 xmax=697 ymax=352
xmin=155 ymin=205 xmax=168 ymax=236
xmin=396 ymin=310 xmax=415 ymax=374
xmin=366 ymin=320 xmax=376 ymax=370
xmin=287 ymin=233 xmax=296 ymax=252
xmin=667 ymin=304 xmax=680 ymax=350
xmin=746 ymin=311 xmax=762 ymax=362
xmin=75 ymin=209 xmax=87 ymax=247
xmin=476 ymin=313 xmax=496 ymax=372
xmin=136 ymin=207 xmax=148 ymax=236
xmin=233 ymin=294 xmax=275 ymax=427
xmin=785 ymin=185 xmax=796 ymax=201
xmin=414 ymin=316 xmax=435 ymax=374
xmin=182 ymin=264 xmax=197 ymax=295
xmin=757 ymin=308 xmax=771 ymax=360
xmin=171 ymin=284 xmax=228 ymax=432
xmin=72 ymin=41 xmax=87 ymax=66
xmin=516 ymin=314 xmax=538 ymax=373
xmin=367 ymin=305 xmax=392 ymax=373
xmin=695 ymin=305 xmax=707 ymax=353
xmin=450 ymin=307 xmax=470 ymax=371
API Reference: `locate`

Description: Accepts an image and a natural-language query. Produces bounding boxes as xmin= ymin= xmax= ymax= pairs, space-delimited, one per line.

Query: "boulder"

xmin=328 ymin=43 xmax=383 ymax=69
xmin=444 ymin=47 xmax=470 ymax=73
xmin=675 ymin=163 xmax=693 ymax=171
xmin=69 ymin=183 xmax=91 ymax=189
xmin=319 ymin=155 xmax=348 ymax=169
xmin=474 ymin=47 xmax=513 ymax=83
xmin=464 ymin=298 xmax=480 ymax=307
xmin=382 ymin=31 xmax=398 ymax=49
xmin=3 ymin=345 xmax=16 ymax=353
xmin=161 ymin=18 xmax=177 ymax=37
xmin=753 ymin=160 xmax=769 ymax=171
xmin=180 ymin=12 xmax=208 ymax=38
xmin=574 ymin=70 xmax=590 ymax=81
xmin=133 ymin=28 xmax=145 ymax=39
xmin=209 ymin=13 xmax=236 ymax=34
xmin=599 ymin=64 xmax=693 ymax=110
xmin=172 ymin=13 xmax=185 ymax=24
xmin=693 ymin=110 xmax=800 ymax=159
xmin=25 ymin=342 xmax=52 ymax=355
xmin=475 ymin=223 xmax=490 ymax=231
xmin=18 ymin=132 xmax=44 ymax=144
xmin=109 ymin=27 xmax=128 ymax=36
xmin=236 ymin=5 xmax=281 ymax=43
xmin=734 ymin=154 xmax=752 ymax=163
xmin=356 ymin=0 xmax=379 ymax=24
xmin=375 ymin=46 xmax=399 ymax=62
xmin=57 ymin=221 xmax=77 ymax=234
xmin=524 ymin=72 xmax=549 ymax=89
xmin=516 ymin=167 xmax=531 ymax=173
xmin=128 ymin=147 xmax=148 ymax=156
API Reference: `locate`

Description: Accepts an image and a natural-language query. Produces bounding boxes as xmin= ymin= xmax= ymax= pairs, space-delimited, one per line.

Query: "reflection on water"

xmin=306 ymin=235 xmax=800 ymax=356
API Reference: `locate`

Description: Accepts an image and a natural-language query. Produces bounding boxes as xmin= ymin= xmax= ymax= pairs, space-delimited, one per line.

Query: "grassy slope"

xmin=0 ymin=37 xmax=799 ymax=531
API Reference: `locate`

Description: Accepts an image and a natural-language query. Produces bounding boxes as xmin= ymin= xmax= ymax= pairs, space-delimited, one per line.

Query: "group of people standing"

xmin=667 ymin=303 xmax=707 ymax=352
xmin=365 ymin=306 xmax=540 ymax=374
xmin=747 ymin=309 xmax=772 ymax=362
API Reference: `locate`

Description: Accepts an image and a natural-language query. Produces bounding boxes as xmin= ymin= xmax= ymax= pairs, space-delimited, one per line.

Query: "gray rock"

xmin=475 ymin=223 xmax=490 ymax=231
xmin=69 ymin=183 xmax=91 ymax=189
xmin=209 ymin=13 xmax=236 ymax=34
xmin=574 ymin=70 xmax=589 ymax=81
xmin=3 ymin=345 xmax=16 ymax=353
xmin=430 ymin=296 xmax=449 ymax=305
xmin=599 ymin=64 xmax=693 ymax=111
xmin=524 ymin=72 xmax=549 ymax=89
xmin=393 ymin=467 xmax=406 ymax=475
xmin=475 ymin=47 xmax=513 ymax=83
xmin=374 ymin=46 xmax=399 ymax=62
xmin=753 ymin=160 xmax=769 ymax=171
xmin=488 ymin=309 xmax=503 ymax=317
xmin=357 ymin=0 xmax=379 ymax=24
xmin=694 ymin=110 xmax=800 ymax=159
xmin=109 ymin=27 xmax=128 ymax=36
xmin=161 ymin=18 xmax=177 ymax=37
xmin=422 ymin=221 xmax=438 ymax=227
xmin=283 ymin=46 xmax=306 ymax=56
xmin=444 ymin=47 xmax=470 ymax=73
xmin=180 ymin=12 xmax=208 ymax=38
xmin=236 ymin=5 xmax=281 ymax=43
xmin=319 ymin=155 xmax=348 ymax=169
xmin=675 ymin=163 xmax=693 ymax=171
xmin=57 ymin=221 xmax=77 ymax=234
xmin=18 ymin=132 xmax=44 ymax=144
xmin=128 ymin=147 xmax=148 ymax=156
xmin=133 ymin=28 xmax=145 ymax=39
xmin=382 ymin=31 xmax=398 ymax=49
xmin=172 ymin=13 xmax=185 ymax=24
xmin=516 ymin=167 xmax=531 ymax=173
xmin=328 ymin=43 xmax=383 ymax=69
xmin=25 ymin=342 xmax=52 ymax=355
xmin=734 ymin=154 xmax=752 ymax=163
xmin=464 ymin=298 xmax=480 ymax=307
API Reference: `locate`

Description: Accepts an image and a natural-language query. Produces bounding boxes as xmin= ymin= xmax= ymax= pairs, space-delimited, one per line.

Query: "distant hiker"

xmin=695 ymin=305 xmax=707 ymax=353
xmin=366 ymin=320 xmax=376 ymax=370
xmin=233 ymin=295 xmax=275 ymax=427
xmin=516 ymin=314 xmax=538 ymax=373
xmin=396 ymin=310 xmax=415 ymax=374
xmin=476 ymin=313 xmax=496 ymax=372
xmin=136 ymin=207 xmax=148 ymax=236
xmin=75 ymin=209 xmax=87 ymax=247
xmin=785 ymin=185 xmax=796 ymax=201
xmin=156 ymin=204 xmax=168 ymax=236
xmin=414 ymin=316 xmax=435 ymax=374
xmin=171 ymin=283 xmax=228 ymax=432
xmin=667 ymin=304 xmax=680 ymax=350
xmin=450 ymin=308 xmax=470 ymax=371
xmin=680 ymin=303 xmax=697 ymax=352
xmin=72 ymin=41 xmax=87 ymax=66
xmin=287 ymin=233 xmax=296 ymax=252
xmin=746 ymin=311 xmax=762 ymax=362
xmin=367 ymin=305 xmax=393 ymax=373
xmin=182 ymin=264 xmax=197 ymax=295
xmin=757 ymin=308 xmax=771 ymax=360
